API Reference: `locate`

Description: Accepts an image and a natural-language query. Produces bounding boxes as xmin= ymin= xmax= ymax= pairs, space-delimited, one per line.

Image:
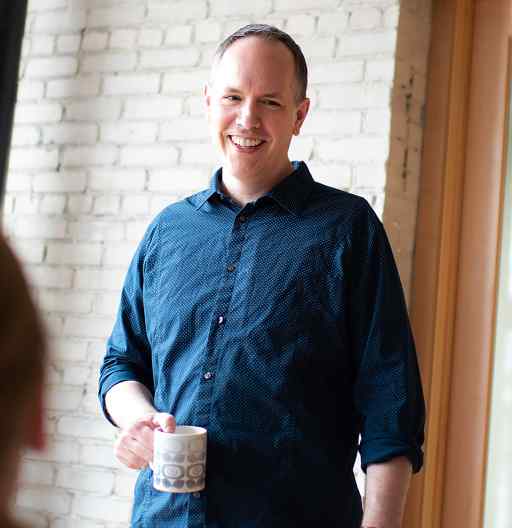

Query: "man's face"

xmin=205 ymin=36 xmax=310 ymax=183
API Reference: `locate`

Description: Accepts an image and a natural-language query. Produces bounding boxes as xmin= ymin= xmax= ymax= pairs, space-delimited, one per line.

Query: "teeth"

xmin=230 ymin=136 xmax=264 ymax=147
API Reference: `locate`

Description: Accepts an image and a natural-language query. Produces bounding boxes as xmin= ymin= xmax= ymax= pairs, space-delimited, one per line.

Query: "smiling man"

xmin=99 ymin=24 xmax=425 ymax=528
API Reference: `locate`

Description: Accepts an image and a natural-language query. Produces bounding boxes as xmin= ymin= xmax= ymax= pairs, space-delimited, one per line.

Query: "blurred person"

xmin=99 ymin=24 xmax=425 ymax=528
xmin=0 ymin=234 xmax=46 ymax=528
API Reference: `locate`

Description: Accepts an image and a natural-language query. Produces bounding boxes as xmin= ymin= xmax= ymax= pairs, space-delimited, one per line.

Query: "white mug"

xmin=153 ymin=426 xmax=207 ymax=493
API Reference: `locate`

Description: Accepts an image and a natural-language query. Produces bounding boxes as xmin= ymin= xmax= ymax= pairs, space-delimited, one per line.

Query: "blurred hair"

xmin=212 ymin=23 xmax=308 ymax=102
xmin=0 ymin=235 xmax=46 ymax=443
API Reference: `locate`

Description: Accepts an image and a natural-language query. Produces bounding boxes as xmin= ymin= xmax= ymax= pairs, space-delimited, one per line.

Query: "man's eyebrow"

xmin=222 ymin=87 xmax=283 ymax=98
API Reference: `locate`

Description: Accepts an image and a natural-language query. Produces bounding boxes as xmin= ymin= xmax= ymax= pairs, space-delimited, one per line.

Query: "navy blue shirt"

xmin=99 ymin=161 xmax=425 ymax=528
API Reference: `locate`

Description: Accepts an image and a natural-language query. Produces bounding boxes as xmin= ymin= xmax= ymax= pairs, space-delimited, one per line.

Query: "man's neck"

xmin=220 ymin=162 xmax=294 ymax=207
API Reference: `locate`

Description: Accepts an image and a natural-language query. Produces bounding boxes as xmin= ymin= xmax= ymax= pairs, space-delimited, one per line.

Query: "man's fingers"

xmin=115 ymin=430 xmax=153 ymax=468
xmin=153 ymin=412 xmax=176 ymax=433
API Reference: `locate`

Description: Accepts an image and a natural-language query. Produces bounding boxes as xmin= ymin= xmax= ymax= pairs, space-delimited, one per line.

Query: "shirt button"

xmin=204 ymin=371 xmax=213 ymax=380
xmin=239 ymin=215 xmax=247 ymax=223
xmin=227 ymin=264 xmax=236 ymax=272
xmin=193 ymin=492 xmax=201 ymax=498
xmin=218 ymin=315 xmax=224 ymax=324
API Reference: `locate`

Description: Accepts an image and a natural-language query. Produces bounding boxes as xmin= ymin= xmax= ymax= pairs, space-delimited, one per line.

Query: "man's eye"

xmin=263 ymin=100 xmax=280 ymax=107
xmin=223 ymin=95 xmax=240 ymax=101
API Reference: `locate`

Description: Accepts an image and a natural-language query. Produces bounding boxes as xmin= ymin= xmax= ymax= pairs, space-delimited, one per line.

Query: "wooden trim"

xmin=442 ymin=1 xmax=510 ymax=525
xmin=405 ymin=0 xmax=474 ymax=526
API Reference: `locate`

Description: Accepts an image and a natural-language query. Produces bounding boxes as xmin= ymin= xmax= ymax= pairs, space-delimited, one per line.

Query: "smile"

xmin=229 ymin=135 xmax=265 ymax=148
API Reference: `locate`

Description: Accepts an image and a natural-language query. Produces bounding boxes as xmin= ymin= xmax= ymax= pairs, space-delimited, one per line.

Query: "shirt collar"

xmin=192 ymin=161 xmax=314 ymax=216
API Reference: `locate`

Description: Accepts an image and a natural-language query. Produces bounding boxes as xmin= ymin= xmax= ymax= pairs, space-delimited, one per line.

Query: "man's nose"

xmin=236 ymin=100 xmax=260 ymax=129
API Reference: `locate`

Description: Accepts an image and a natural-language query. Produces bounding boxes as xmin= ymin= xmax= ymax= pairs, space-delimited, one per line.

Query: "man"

xmin=0 ymin=234 xmax=46 ymax=528
xmin=99 ymin=24 xmax=425 ymax=528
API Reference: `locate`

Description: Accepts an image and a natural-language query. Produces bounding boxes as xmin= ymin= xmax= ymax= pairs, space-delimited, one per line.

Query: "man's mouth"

xmin=228 ymin=135 xmax=265 ymax=149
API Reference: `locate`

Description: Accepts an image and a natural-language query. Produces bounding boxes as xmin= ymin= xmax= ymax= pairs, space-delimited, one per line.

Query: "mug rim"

xmin=156 ymin=425 xmax=207 ymax=437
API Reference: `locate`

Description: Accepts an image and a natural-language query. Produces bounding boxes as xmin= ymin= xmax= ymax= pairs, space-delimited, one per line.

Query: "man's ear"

xmin=293 ymin=97 xmax=311 ymax=136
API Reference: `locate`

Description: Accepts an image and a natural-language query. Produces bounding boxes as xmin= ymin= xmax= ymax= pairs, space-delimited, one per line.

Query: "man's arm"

xmin=361 ymin=456 xmax=412 ymax=528
xmin=105 ymin=381 xmax=175 ymax=469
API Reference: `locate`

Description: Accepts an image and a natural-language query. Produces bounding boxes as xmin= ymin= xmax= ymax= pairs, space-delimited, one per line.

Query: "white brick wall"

xmin=5 ymin=0 xmax=431 ymax=525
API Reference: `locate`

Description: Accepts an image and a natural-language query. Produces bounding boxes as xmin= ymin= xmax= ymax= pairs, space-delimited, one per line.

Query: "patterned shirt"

xmin=99 ymin=161 xmax=425 ymax=528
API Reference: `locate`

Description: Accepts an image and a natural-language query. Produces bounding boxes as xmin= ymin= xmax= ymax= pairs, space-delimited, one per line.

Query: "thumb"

xmin=153 ymin=412 xmax=176 ymax=433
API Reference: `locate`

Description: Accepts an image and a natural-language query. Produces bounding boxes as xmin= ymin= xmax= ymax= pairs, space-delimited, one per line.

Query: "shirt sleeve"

xmin=347 ymin=201 xmax=425 ymax=473
xmin=98 ymin=221 xmax=158 ymax=426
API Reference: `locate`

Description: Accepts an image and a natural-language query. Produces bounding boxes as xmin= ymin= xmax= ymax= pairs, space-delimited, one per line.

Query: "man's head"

xmin=0 ymin=235 xmax=46 ymax=510
xmin=205 ymin=24 xmax=310 ymax=185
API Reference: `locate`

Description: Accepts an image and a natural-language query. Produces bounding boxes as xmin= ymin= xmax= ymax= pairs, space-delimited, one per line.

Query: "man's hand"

xmin=114 ymin=412 xmax=176 ymax=469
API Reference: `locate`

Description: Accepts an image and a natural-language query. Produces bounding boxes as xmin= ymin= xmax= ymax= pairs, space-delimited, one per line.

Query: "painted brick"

xmin=9 ymin=148 xmax=59 ymax=170
xmin=275 ymin=0 xmax=338 ymax=10
xmin=5 ymin=173 xmax=31 ymax=192
xmin=33 ymin=10 xmax=87 ymax=34
xmin=365 ymin=108 xmax=392 ymax=134
xmin=28 ymin=0 xmax=67 ymax=11
xmin=195 ymin=21 xmax=222 ymax=43
xmin=87 ymin=5 xmax=145 ymax=28
xmin=26 ymin=57 xmax=78 ymax=78
xmin=354 ymin=164 xmax=387 ymax=187
xmin=366 ymin=59 xmax=395 ymax=81
xmin=103 ymin=73 xmax=160 ymax=95
xmin=9 ymin=239 xmax=45 ymax=264
xmin=147 ymin=1 xmax=207 ymax=24
xmin=337 ymin=31 xmax=397 ymax=57
xmin=93 ymin=195 xmax=121 ymax=215
xmin=150 ymin=195 xmax=180 ymax=215
xmin=301 ymin=110 xmax=361 ymax=136
xmin=63 ymin=315 xmax=115 ymax=339
xmin=181 ymin=142 xmax=219 ymax=165
xmin=317 ymin=136 xmax=389 ymax=162
xmin=114 ymin=471 xmax=138 ymax=498
xmin=82 ymin=32 xmax=109 ymax=52
xmin=11 ymin=126 xmax=40 ymax=147
xmin=125 ymin=219 xmax=151 ymax=241
xmin=17 ymin=80 xmax=45 ymax=101
xmin=14 ymin=216 xmax=67 ymax=239
xmin=46 ymin=242 xmax=102 ymax=266
xmin=69 ymin=221 xmax=124 ymax=242
xmin=164 ymin=26 xmax=193 ymax=47
xmin=62 ymin=365 xmax=91 ymax=386
xmin=74 ymin=269 xmax=126 ymax=291
xmin=16 ymin=488 xmax=71 ymax=516
xmin=308 ymin=163 xmax=352 ymax=189
xmin=162 ymin=70 xmax=209 ymax=93
xmin=120 ymin=145 xmax=179 ymax=167
xmin=33 ymin=171 xmax=87 ymax=193
xmin=317 ymin=83 xmax=392 ymax=109
xmin=43 ymin=123 xmax=98 ymax=145
xmin=40 ymin=290 xmax=94 ymax=314
xmin=47 ymin=76 xmax=101 ymax=98
xmin=140 ymin=48 xmax=200 ymax=69
xmin=26 ymin=266 xmax=73 ymax=289
xmin=61 ymin=146 xmax=118 ymax=167
xmin=27 ymin=439 xmax=80 ymax=464
xmin=94 ymin=292 xmax=121 ymax=315
xmin=121 ymin=194 xmax=151 ymax=216
xmin=384 ymin=5 xmax=400 ymax=28
xmin=110 ymin=29 xmax=137 ymax=49
xmin=101 ymin=122 xmax=158 ymax=144
xmin=211 ymin=0 xmax=272 ymax=16
xmin=57 ymin=417 xmax=115 ymax=440
xmin=68 ymin=195 xmax=93 ymax=215
xmin=80 ymin=443 xmax=121 ymax=469
xmin=73 ymin=495 xmax=132 ymax=523
xmin=19 ymin=460 xmax=54 ymax=486
xmin=65 ymin=99 xmax=122 ymax=121
xmin=16 ymin=195 xmax=40 ymax=215
xmin=47 ymin=387 xmax=84 ymax=411
xmin=186 ymin=95 xmax=205 ymax=116
xmin=350 ymin=7 xmax=383 ymax=30
xmin=56 ymin=467 xmax=114 ymax=494
xmin=81 ymin=52 xmax=137 ymax=73
xmin=124 ymin=97 xmax=182 ymax=120
xmin=286 ymin=14 xmax=316 ymax=36
xmin=40 ymin=195 xmax=67 ymax=215
xmin=159 ymin=117 xmax=209 ymax=141
xmin=301 ymin=37 xmax=336 ymax=59
xmin=57 ymin=35 xmax=81 ymax=54
xmin=15 ymin=102 xmax=62 ymax=124
xmin=289 ymin=136 xmax=314 ymax=161
xmin=52 ymin=518 xmax=103 ymax=528
xmin=148 ymin=167 xmax=210 ymax=193
xmin=30 ymin=35 xmax=55 ymax=55
xmin=139 ymin=29 xmax=163 ymax=48
xmin=88 ymin=169 xmax=146 ymax=192
xmin=50 ymin=339 xmax=88 ymax=361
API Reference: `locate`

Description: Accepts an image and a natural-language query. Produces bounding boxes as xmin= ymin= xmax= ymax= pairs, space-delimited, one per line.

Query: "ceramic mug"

xmin=153 ymin=426 xmax=207 ymax=493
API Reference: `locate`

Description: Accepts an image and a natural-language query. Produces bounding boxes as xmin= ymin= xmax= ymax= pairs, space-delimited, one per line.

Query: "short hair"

xmin=0 ymin=235 xmax=46 ymax=442
xmin=212 ymin=24 xmax=308 ymax=102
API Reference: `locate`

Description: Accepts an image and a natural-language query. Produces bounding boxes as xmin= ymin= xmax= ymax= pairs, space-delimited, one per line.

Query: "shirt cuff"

xmin=359 ymin=437 xmax=424 ymax=474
